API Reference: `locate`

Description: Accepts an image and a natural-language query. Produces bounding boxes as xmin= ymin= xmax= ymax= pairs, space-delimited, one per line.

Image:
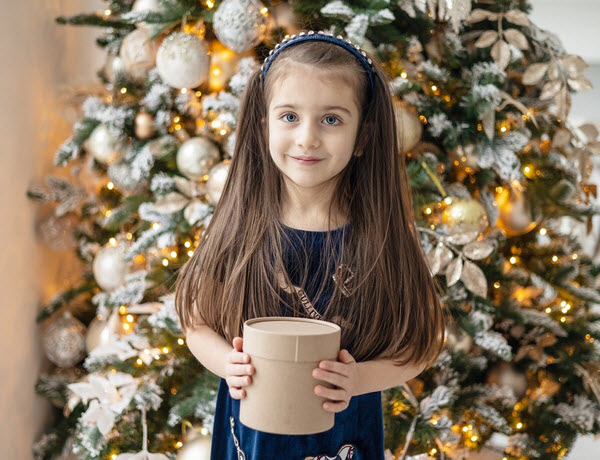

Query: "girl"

xmin=175 ymin=30 xmax=445 ymax=459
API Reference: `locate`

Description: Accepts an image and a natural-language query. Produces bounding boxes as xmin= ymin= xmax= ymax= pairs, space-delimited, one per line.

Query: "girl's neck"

xmin=280 ymin=186 xmax=348 ymax=232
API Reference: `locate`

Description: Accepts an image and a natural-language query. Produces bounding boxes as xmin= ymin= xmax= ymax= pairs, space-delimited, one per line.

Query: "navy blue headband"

xmin=260 ymin=30 xmax=375 ymax=95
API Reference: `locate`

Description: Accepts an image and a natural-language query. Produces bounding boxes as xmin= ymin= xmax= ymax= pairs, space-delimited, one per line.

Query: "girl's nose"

xmin=296 ymin=121 xmax=321 ymax=150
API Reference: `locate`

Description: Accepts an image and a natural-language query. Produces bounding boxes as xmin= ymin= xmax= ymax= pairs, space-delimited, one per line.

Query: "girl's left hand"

xmin=312 ymin=349 xmax=359 ymax=413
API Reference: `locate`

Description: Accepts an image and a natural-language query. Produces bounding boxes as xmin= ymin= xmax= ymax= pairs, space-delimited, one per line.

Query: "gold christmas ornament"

xmin=393 ymin=99 xmax=423 ymax=154
xmin=486 ymin=362 xmax=528 ymax=400
xmin=495 ymin=186 xmax=540 ymax=236
xmin=134 ymin=110 xmax=156 ymax=140
xmin=442 ymin=197 xmax=488 ymax=229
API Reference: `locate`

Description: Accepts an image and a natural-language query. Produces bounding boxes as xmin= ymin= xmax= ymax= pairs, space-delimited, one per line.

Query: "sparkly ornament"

xmin=156 ymin=32 xmax=210 ymax=89
xmin=176 ymin=137 xmax=221 ymax=181
xmin=92 ymin=245 xmax=129 ymax=291
xmin=445 ymin=325 xmax=473 ymax=353
xmin=134 ymin=110 xmax=156 ymax=140
xmin=486 ymin=362 xmax=528 ymax=400
xmin=213 ymin=0 xmax=268 ymax=53
xmin=85 ymin=123 xmax=127 ymax=165
xmin=495 ymin=186 xmax=540 ymax=236
xmin=206 ymin=160 xmax=231 ymax=206
xmin=176 ymin=424 xmax=212 ymax=460
xmin=42 ymin=312 xmax=87 ymax=367
xmin=393 ymin=99 xmax=423 ymax=154
xmin=119 ymin=29 xmax=159 ymax=82
xmin=86 ymin=309 xmax=122 ymax=353
xmin=442 ymin=197 xmax=488 ymax=229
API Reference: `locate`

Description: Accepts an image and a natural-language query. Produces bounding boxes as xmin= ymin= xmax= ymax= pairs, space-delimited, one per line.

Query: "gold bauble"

xmin=495 ymin=187 xmax=540 ymax=236
xmin=442 ymin=197 xmax=488 ymax=230
xmin=486 ymin=362 xmax=528 ymax=400
xmin=134 ymin=111 xmax=156 ymax=140
xmin=393 ymin=100 xmax=423 ymax=154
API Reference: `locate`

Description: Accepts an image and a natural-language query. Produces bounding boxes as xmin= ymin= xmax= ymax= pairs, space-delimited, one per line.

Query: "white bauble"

xmin=42 ymin=312 xmax=87 ymax=367
xmin=213 ymin=0 xmax=268 ymax=53
xmin=85 ymin=123 xmax=127 ymax=165
xmin=120 ymin=29 xmax=159 ymax=81
xmin=156 ymin=32 xmax=210 ymax=88
xmin=92 ymin=245 xmax=129 ymax=291
xmin=176 ymin=137 xmax=221 ymax=181
xmin=175 ymin=433 xmax=212 ymax=460
xmin=132 ymin=0 xmax=162 ymax=34
xmin=86 ymin=309 xmax=121 ymax=353
xmin=206 ymin=160 xmax=231 ymax=206
xmin=104 ymin=54 xmax=125 ymax=82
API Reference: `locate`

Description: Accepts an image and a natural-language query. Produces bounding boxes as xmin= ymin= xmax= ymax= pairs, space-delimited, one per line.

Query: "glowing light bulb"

xmin=540 ymin=227 xmax=547 ymax=235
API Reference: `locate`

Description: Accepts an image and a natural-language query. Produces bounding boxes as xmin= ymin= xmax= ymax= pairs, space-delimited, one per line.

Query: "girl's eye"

xmin=282 ymin=113 xmax=298 ymax=123
xmin=324 ymin=115 xmax=340 ymax=126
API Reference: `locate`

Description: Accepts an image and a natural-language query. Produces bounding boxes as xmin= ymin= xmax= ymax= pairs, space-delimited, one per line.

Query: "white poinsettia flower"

xmin=88 ymin=339 xmax=139 ymax=361
xmin=81 ymin=399 xmax=117 ymax=436
xmin=114 ymin=450 xmax=169 ymax=460
xmin=138 ymin=347 xmax=164 ymax=365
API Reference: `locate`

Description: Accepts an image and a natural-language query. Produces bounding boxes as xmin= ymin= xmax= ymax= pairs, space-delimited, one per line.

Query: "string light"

xmin=509 ymin=256 xmax=517 ymax=264
xmin=178 ymin=338 xmax=185 ymax=345
xmin=572 ymin=253 xmax=578 ymax=260
xmin=494 ymin=282 xmax=501 ymax=289
xmin=180 ymin=88 xmax=187 ymax=94
xmin=175 ymin=441 xmax=183 ymax=449
xmin=162 ymin=259 xmax=169 ymax=266
xmin=545 ymin=307 xmax=552 ymax=313
xmin=184 ymin=241 xmax=191 ymax=248
xmin=120 ymin=87 xmax=127 ymax=94
xmin=107 ymin=181 xmax=114 ymax=190
xmin=105 ymin=209 xmax=112 ymax=217
xmin=152 ymin=222 xmax=161 ymax=230
xmin=119 ymin=305 xmax=127 ymax=314
xmin=104 ymin=9 xmax=112 ymax=16
xmin=187 ymin=250 xmax=194 ymax=257
xmin=126 ymin=314 xmax=134 ymax=322
xmin=551 ymin=255 xmax=559 ymax=263
xmin=206 ymin=0 xmax=214 ymax=8
xmin=126 ymin=232 xmax=133 ymax=240
xmin=400 ymin=71 xmax=408 ymax=79
xmin=162 ymin=347 xmax=169 ymax=353
xmin=171 ymin=250 xmax=177 ymax=258
xmin=123 ymin=323 xmax=130 ymax=331
xmin=539 ymin=227 xmax=547 ymax=235
xmin=109 ymin=237 xmax=117 ymax=246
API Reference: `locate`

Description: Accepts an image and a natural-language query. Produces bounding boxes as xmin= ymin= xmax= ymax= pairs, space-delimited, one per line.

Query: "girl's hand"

xmin=312 ymin=349 xmax=359 ymax=413
xmin=226 ymin=337 xmax=254 ymax=399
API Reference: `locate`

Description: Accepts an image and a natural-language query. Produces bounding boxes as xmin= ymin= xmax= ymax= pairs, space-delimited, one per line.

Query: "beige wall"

xmin=0 ymin=1 xmax=103 ymax=459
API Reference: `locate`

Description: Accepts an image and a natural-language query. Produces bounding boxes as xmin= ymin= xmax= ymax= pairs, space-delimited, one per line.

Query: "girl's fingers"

xmin=314 ymin=385 xmax=348 ymax=402
xmin=226 ymin=363 xmax=255 ymax=377
xmin=227 ymin=375 xmax=252 ymax=388
xmin=228 ymin=386 xmax=246 ymax=400
xmin=228 ymin=351 xmax=251 ymax=364
xmin=322 ymin=400 xmax=349 ymax=413
xmin=318 ymin=360 xmax=348 ymax=376
xmin=312 ymin=368 xmax=345 ymax=388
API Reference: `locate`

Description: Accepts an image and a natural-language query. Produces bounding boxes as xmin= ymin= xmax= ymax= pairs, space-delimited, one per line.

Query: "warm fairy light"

xmin=471 ymin=435 xmax=478 ymax=441
xmin=212 ymin=67 xmax=222 ymax=76
xmin=125 ymin=314 xmax=133 ymax=323
xmin=123 ymin=323 xmax=130 ymax=331
xmin=560 ymin=300 xmax=566 ymax=307
xmin=107 ymin=181 xmax=114 ymax=190
xmin=546 ymin=307 xmax=552 ymax=313
xmin=137 ymin=358 xmax=143 ymax=365
xmin=162 ymin=259 xmax=169 ymax=266
xmin=109 ymin=237 xmax=117 ymax=246
xmin=551 ymin=255 xmax=559 ymax=263
xmin=126 ymin=232 xmax=133 ymax=240
xmin=495 ymin=186 xmax=503 ymax=194
xmin=152 ymin=222 xmax=161 ymax=230
xmin=120 ymin=87 xmax=127 ymax=94
xmin=500 ymin=126 xmax=507 ymax=133
xmin=162 ymin=347 xmax=169 ymax=353
xmin=105 ymin=209 xmax=112 ymax=217
xmin=560 ymin=317 xmax=566 ymax=322
xmin=540 ymin=227 xmax=547 ymax=235
xmin=206 ymin=0 xmax=214 ymax=8
xmin=400 ymin=71 xmax=408 ymax=79
xmin=119 ymin=305 xmax=127 ymax=314
xmin=516 ymin=422 xmax=523 ymax=429
xmin=494 ymin=282 xmax=500 ymax=289
xmin=443 ymin=196 xmax=453 ymax=205
xmin=419 ymin=115 xmax=427 ymax=123
xmin=104 ymin=9 xmax=112 ymax=16
xmin=211 ymin=120 xmax=222 ymax=128
xmin=184 ymin=241 xmax=191 ymax=248
xmin=572 ymin=253 xmax=578 ymax=260
xmin=425 ymin=207 xmax=432 ymax=215
xmin=220 ymin=129 xmax=227 ymax=135
xmin=260 ymin=7 xmax=268 ymax=15
xmin=523 ymin=165 xmax=534 ymax=178
xmin=187 ymin=250 xmax=194 ymax=257
xmin=195 ymin=91 xmax=202 ymax=97
xmin=454 ymin=160 xmax=460 ymax=166
xmin=178 ymin=338 xmax=185 ymax=345
xmin=431 ymin=85 xmax=437 ymax=91
xmin=430 ymin=448 xmax=438 ymax=455
xmin=171 ymin=250 xmax=177 ymax=258
xmin=462 ymin=426 xmax=468 ymax=432
xmin=509 ymin=256 xmax=517 ymax=264
xmin=430 ymin=224 xmax=435 ymax=230
xmin=181 ymin=88 xmax=187 ymax=94
xmin=175 ymin=441 xmax=183 ymax=449
xmin=174 ymin=116 xmax=181 ymax=123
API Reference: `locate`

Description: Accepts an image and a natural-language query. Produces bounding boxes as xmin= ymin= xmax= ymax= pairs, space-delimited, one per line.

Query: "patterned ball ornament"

xmin=176 ymin=137 xmax=221 ymax=181
xmin=119 ymin=29 xmax=159 ymax=82
xmin=85 ymin=123 xmax=127 ymax=165
xmin=42 ymin=311 xmax=87 ymax=367
xmin=92 ymin=245 xmax=130 ymax=291
xmin=206 ymin=160 xmax=231 ymax=206
xmin=156 ymin=32 xmax=210 ymax=89
xmin=213 ymin=0 xmax=268 ymax=53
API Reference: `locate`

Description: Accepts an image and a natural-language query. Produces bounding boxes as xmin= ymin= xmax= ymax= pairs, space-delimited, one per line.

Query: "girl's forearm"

xmin=354 ymin=358 xmax=428 ymax=396
xmin=185 ymin=325 xmax=231 ymax=379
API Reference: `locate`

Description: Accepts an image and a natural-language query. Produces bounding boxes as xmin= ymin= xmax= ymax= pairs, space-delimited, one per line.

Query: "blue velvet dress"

xmin=210 ymin=223 xmax=385 ymax=460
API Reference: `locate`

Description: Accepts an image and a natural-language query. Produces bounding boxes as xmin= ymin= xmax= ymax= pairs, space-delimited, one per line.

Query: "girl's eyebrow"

xmin=273 ymin=103 xmax=352 ymax=116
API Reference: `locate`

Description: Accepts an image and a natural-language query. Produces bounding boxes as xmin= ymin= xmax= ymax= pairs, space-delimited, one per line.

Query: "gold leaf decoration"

xmin=504 ymin=9 xmax=531 ymax=27
xmin=445 ymin=225 xmax=480 ymax=245
xmin=461 ymin=260 xmax=488 ymax=297
xmin=503 ymin=28 xmax=529 ymax=50
xmin=491 ymin=39 xmax=510 ymax=69
xmin=446 ymin=257 xmax=463 ymax=287
xmin=475 ymin=30 xmax=499 ymax=48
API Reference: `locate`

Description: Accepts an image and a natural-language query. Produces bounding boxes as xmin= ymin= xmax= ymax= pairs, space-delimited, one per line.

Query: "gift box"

xmin=239 ymin=316 xmax=341 ymax=434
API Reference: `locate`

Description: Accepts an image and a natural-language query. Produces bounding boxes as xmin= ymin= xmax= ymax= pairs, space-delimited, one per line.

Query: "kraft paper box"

xmin=240 ymin=317 xmax=341 ymax=435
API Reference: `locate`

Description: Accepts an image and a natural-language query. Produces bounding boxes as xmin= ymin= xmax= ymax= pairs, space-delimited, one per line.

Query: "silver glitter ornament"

xmin=176 ymin=137 xmax=221 ymax=181
xmin=85 ymin=123 xmax=127 ymax=165
xmin=42 ymin=311 xmax=87 ymax=367
xmin=156 ymin=32 xmax=210 ymax=89
xmin=206 ymin=160 xmax=231 ymax=206
xmin=213 ymin=0 xmax=268 ymax=53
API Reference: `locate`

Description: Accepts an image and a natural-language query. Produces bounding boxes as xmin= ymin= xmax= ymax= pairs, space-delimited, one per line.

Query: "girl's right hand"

xmin=226 ymin=336 xmax=254 ymax=399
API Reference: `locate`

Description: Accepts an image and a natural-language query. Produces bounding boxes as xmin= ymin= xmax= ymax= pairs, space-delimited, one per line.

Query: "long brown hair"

xmin=175 ymin=38 xmax=445 ymax=367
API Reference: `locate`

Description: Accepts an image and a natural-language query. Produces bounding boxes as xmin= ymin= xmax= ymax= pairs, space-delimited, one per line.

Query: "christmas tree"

xmin=30 ymin=1 xmax=600 ymax=459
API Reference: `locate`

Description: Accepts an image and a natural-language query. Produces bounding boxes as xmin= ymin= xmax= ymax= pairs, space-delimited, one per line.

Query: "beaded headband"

xmin=260 ymin=30 xmax=375 ymax=95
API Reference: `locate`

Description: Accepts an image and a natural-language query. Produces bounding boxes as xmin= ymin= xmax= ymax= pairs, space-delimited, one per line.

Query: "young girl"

xmin=175 ymin=30 xmax=445 ymax=459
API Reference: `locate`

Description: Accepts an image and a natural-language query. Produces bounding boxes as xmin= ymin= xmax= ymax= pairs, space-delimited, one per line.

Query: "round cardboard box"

xmin=239 ymin=317 xmax=341 ymax=434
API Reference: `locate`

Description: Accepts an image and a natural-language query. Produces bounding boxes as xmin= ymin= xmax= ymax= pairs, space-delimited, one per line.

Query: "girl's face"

xmin=266 ymin=65 xmax=360 ymax=198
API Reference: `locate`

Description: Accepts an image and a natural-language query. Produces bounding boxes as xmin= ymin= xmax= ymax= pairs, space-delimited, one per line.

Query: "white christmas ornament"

xmin=92 ymin=245 xmax=129 ymax=291
xmin=176 ymin=137 xmax=221 ymax=181
xmin=206 ymin=160 xmax=231 ymax=206
xmin=213 ymin=0 xmax=268 ymax=53
xmin=86 ymin=309 xmax=121 ymax=353
xmin=85 ymin=123 xmax=127 ymax=165
xmin=156 ymin=32 xmax=210 ymax=88
xmin=119 ymin=29 xmax=159 ymax=82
